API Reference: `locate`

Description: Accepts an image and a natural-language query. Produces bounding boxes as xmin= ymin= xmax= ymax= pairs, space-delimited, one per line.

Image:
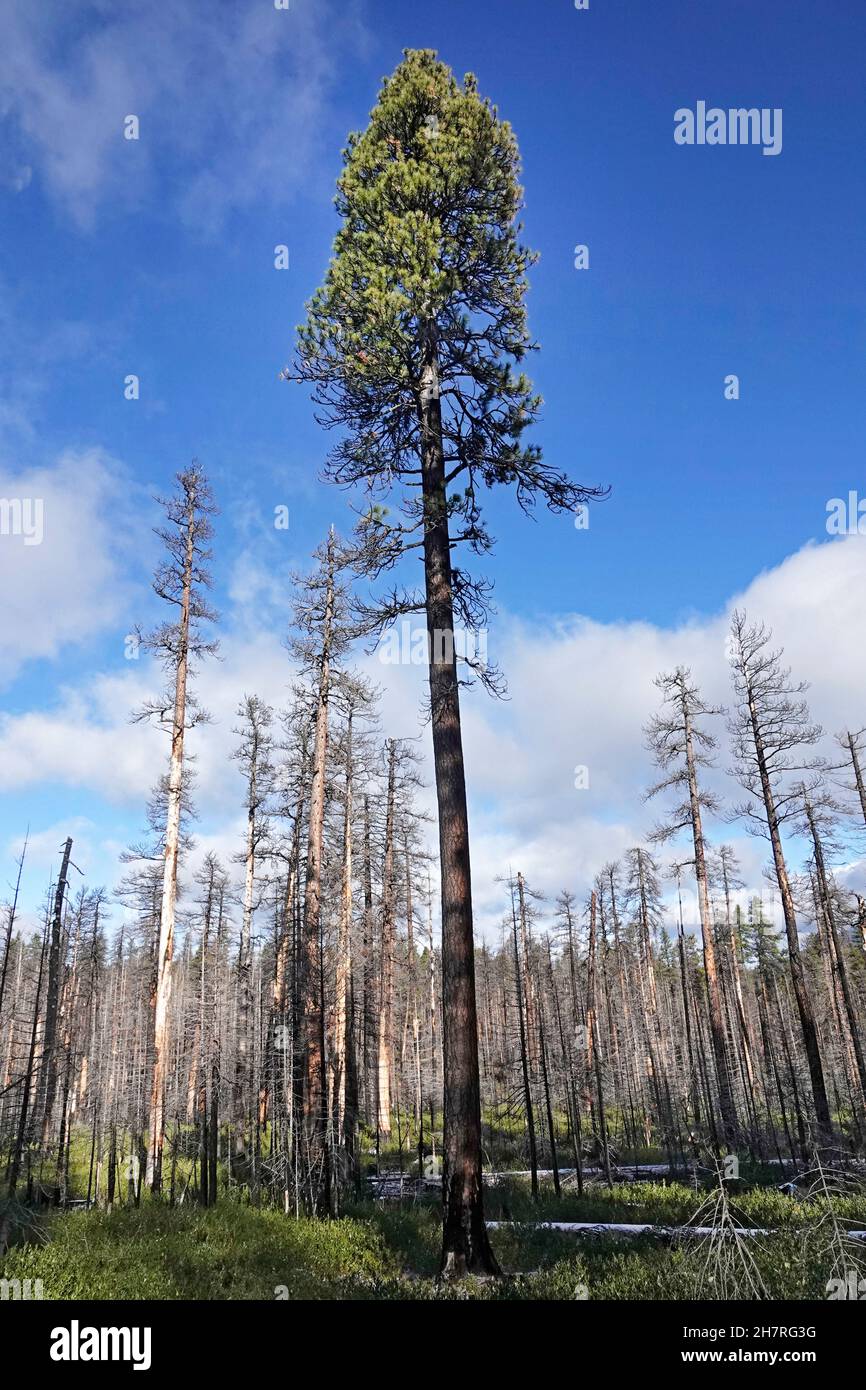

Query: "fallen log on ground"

xmin=486 ymin=1220 xmax=866 ymax=1239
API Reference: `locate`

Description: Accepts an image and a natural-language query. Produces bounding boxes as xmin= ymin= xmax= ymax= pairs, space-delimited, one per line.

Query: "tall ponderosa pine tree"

xmin=291 ymin=47 xmax=604 ymax=1277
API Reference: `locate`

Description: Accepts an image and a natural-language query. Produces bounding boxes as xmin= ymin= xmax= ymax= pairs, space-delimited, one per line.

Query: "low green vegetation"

xmin=1 ymin=1203 xmax=394 ymax=1301
xmin=483 ymin=1176 xmax=866 ymax=1229
xmin=3 ymin=1172 xmax=865 ymax=1301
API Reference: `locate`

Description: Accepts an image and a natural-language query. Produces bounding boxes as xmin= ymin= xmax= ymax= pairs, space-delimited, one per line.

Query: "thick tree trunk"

xmin=419 ymin=325 xmax=498 ymax=1277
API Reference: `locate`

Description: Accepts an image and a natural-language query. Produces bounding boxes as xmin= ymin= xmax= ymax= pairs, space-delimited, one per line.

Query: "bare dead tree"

xmin=727 ymin=610 xmax=833 ymax=1149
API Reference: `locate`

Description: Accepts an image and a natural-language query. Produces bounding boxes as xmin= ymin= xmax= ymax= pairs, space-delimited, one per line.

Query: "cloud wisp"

xmin=0 ymin=0 xmax=367 ymax=233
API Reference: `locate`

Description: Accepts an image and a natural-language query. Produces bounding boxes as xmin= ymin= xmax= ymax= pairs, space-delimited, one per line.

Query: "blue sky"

xmin=1 ymin=0 xmax=865 ymax=930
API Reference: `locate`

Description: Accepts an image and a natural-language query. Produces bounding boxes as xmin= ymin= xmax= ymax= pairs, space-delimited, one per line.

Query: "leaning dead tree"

xmin=727 ymin=611 xmax=833 ymax=1149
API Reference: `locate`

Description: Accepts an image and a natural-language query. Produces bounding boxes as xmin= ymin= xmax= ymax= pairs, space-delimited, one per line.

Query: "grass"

xmin=7 ymin=1124 xmax=864 ymax=1301
xmin=3 ymin=1172 xmax=865 ymax=1300
xmin=483 ymin=1176 xmax=866 ymax=1229
xmin=1 ymin=1203 xmax=397 ymax=1300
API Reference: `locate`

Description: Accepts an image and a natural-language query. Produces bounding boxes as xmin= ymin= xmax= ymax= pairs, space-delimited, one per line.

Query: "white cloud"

xmin=5 ymin=817 xmax=95 ymax=877
xmin=0 ymin=0 xmax=366 ymax=232
xmin=456 ymin=535 xmax=866 ymax=931
xmin=2 ymin=532 xmax=865 ymax=937
xmin=0 ymin=449 xmax=150 ymax=686
xmin=0 ymin=678 xmax=153 ymax=802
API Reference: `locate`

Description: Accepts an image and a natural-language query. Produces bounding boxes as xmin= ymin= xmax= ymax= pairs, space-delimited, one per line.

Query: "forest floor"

xmin=3 ymin=1176 xmax=866 ymax=1300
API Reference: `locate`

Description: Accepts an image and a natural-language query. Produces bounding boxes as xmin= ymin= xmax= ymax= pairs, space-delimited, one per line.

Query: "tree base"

xmin=439 ymin=1215 xmax=502 ymax=1280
